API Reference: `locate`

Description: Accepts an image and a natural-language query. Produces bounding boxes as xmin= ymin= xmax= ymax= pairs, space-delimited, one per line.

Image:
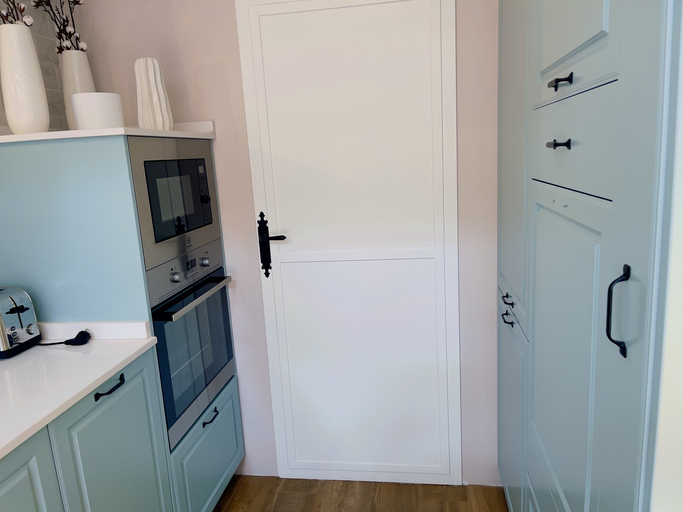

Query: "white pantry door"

xmin=236 ymin=0 xmax=460 ymax=483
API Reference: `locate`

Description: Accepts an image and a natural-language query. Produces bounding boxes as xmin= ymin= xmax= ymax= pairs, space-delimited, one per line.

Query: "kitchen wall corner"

xmin=456 ymin=0 xmax=501 ymax=486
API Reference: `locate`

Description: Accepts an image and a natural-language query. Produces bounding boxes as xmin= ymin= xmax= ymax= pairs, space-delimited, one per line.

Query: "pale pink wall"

xmin=77 ymin=0 xmax=278 ymax=475
xmin=78 ymin=0 xmax=500 ymax=484
xmin=456 ymin=0 xmax=501 ymax=485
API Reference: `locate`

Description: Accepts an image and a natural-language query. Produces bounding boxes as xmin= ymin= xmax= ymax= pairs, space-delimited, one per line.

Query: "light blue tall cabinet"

xmin=499 ymin=1 xmax=677 ymax=511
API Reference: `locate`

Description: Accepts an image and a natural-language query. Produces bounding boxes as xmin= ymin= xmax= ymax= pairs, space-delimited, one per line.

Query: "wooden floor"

xmin=213 ymin=476 xmax=509 ymax=512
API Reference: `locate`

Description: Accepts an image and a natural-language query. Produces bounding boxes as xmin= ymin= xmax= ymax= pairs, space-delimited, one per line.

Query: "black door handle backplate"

xmin=257 ymin=212 xmax=286 ymax=278
xmin=606 ymin=264 xmax=631 ymax=358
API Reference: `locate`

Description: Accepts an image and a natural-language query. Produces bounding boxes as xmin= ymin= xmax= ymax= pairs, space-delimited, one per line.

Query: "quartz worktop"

xmin=0 ymin=120 xmax=215 ymax=144
xmin=0 ymin=321 xmax=157 ymax=459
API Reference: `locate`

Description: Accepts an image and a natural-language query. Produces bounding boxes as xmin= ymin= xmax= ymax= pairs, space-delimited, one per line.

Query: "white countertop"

xmin=0 ymin=120 xmax=215 ymax=144
xmin=0 ymin=322 xmax=157 ymax=459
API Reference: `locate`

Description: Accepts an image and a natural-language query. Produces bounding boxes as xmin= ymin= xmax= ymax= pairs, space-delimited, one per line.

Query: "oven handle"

xmin=156 ymin=276 xmax=232 ymax=323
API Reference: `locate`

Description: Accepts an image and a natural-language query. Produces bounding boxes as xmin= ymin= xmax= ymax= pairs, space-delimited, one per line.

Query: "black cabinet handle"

xmin=202 ymin=407 xmax=219 ymax=428
xmin=502 ymin=293 xmax=515 ymax=308
xmin=94 ymin=373 xmax=125 ymax=402
xmin=257 ymin=212 xmax=286 ymax=278
xmin=546 ymin=139 xmax=572 ymax=150
xmin=606 ymin=264 xmax=631 ymax=358
xmin=547 ymin=72 xmax=574 ymax=91
xmin=501 ymin=311 xmax=514 ymax=327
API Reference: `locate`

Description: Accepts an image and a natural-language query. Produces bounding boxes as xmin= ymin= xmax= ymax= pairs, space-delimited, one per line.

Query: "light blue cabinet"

xmin=0 ymin=428 xmax=63 ymax=512
xmin=170 ymin=376 xmax=244 ymax=512
xmin=498 ymin=294 xmax=527 ymax=512
xmin=498 ymin=0 xmax=530 ymax=334
xmin=49 ymin=348 xmax=173 ymax=512
xmin=500 ymin=1 xmax=672 ymax=511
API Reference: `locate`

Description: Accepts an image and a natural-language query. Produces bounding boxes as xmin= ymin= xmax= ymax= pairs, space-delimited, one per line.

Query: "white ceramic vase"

xmin=0 ymin=24 xmax=50 ymax=135
xmin=60 ymin=49 xmax=95 ymax=130
xmin=135 ymin=57 xmax=173 ymax=130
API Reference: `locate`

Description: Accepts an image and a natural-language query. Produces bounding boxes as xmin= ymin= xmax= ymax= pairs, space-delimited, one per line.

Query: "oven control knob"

xmin=170 ymin=272 xmax=181 ymax=283
xmin=200 ymin=258 xmax=210 ymax=267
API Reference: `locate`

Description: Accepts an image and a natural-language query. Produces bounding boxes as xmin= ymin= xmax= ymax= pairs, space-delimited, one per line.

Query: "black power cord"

xmin=40 ymin=330 xmax=92 ymax=346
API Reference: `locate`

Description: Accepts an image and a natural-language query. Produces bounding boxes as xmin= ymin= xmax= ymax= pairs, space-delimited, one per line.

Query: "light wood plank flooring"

xmin=213 ymin=476 xmax=509 ymax=512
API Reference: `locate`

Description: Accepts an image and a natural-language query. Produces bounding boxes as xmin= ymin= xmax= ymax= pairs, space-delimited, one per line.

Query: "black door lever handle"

xmin=260 ymin=234 xmax=287 ymax=242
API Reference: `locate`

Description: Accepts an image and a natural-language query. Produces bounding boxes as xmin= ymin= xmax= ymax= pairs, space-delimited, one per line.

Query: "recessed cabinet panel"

xmin=540 ymin=0 xmax=606 ymax=71
xmin=170 ymin=377 xmax=244 ymax=512
xmin=0 ymin=429 xmax=63 ymax=512
xmin=530 ymin=0 xmax=619 ymax=106
xmin=530 ymin=183 xmax=612 ymax=512
xmin=49 ymin=349 xmax=173 ymax=512
xmin=498 ymin=300 xmax=526 ymax=512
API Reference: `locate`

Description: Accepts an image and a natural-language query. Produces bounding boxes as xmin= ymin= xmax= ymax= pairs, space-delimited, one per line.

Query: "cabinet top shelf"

xmin=0 ymin=121 xmax=215 ymax=145
xmin=0 ymin=322 xmax=156 ymax=460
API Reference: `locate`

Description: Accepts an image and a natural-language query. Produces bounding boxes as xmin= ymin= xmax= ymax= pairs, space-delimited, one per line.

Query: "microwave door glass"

xmin=145 ymin=159 xmax=213 ymax=243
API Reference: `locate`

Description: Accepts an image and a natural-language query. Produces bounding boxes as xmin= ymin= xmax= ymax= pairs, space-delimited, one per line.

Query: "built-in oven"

xmin=127 ymin=136 xmax=235 ymax=450
xmin=152 ymin=268 xmax=235 ymax=449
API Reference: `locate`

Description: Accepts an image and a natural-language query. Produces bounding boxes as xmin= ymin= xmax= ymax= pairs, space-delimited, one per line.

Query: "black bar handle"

xmin=606 ymin=264 xmax=631 ymax=358
xmin=546 ymin=139 xmax=572 ymax=150
xmin=202 ymin=407 xmax=219 ymax=428
xmin=257 ymin=212 xmax=286 ymax=278
xmin=501 ymin=311 xmax=515 ymax=327
xmin=547 ymin=72 xmax=574 ymax=91
xmin=502 ymin=293 xmax=515 ymax=308
xmin=94 ymin=373 xmax=125 ymax=402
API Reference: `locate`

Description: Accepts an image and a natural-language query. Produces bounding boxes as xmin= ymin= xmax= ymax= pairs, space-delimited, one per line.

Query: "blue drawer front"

xmin=170 ymin=376 xmax=245 ymax=512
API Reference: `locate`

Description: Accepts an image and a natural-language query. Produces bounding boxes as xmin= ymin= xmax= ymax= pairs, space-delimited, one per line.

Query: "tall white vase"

xmin=0 ymin=24 xmax=50 ymax=135
xmin=60 ymin=50 xmax=95 ymax=130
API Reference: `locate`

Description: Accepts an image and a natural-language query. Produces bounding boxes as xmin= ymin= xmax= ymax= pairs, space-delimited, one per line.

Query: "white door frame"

xmin=236 ymin=0 xmax=461 ymax=484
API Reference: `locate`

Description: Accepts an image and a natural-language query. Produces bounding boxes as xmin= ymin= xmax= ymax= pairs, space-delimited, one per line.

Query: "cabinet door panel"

xmin=171 ymin=376 xmax=244 ymax=512
xmin=529 ymin=182 xmax=612 ymax=512
xmin=532 ymin=82 xmax=618 ymax=200
xmin=0 ymin=428 xmax=63 ymax=512
xmin=540 ymin=0 xmax=606 ymax=71
xmin=498 ymin=300 xmax=526 ymax=512
xmin=530 ymin=0 xmax=618 ymax=106
xmin=49 ymin=349 xmax=173 ymax=512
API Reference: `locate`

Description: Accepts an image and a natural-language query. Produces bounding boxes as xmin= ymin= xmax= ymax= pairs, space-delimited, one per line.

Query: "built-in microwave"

xmin=128 ymin=136 xmax=235 ymax=450
xmin=128 ymin=137 xmax=222 ymax=272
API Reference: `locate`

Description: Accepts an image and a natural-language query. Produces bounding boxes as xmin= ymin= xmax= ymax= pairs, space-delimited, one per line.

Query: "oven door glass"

xmin=152 ymin=269 xmax=234 ymax=447
xmin=144 ymin=158 xmax=213 ymax=243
